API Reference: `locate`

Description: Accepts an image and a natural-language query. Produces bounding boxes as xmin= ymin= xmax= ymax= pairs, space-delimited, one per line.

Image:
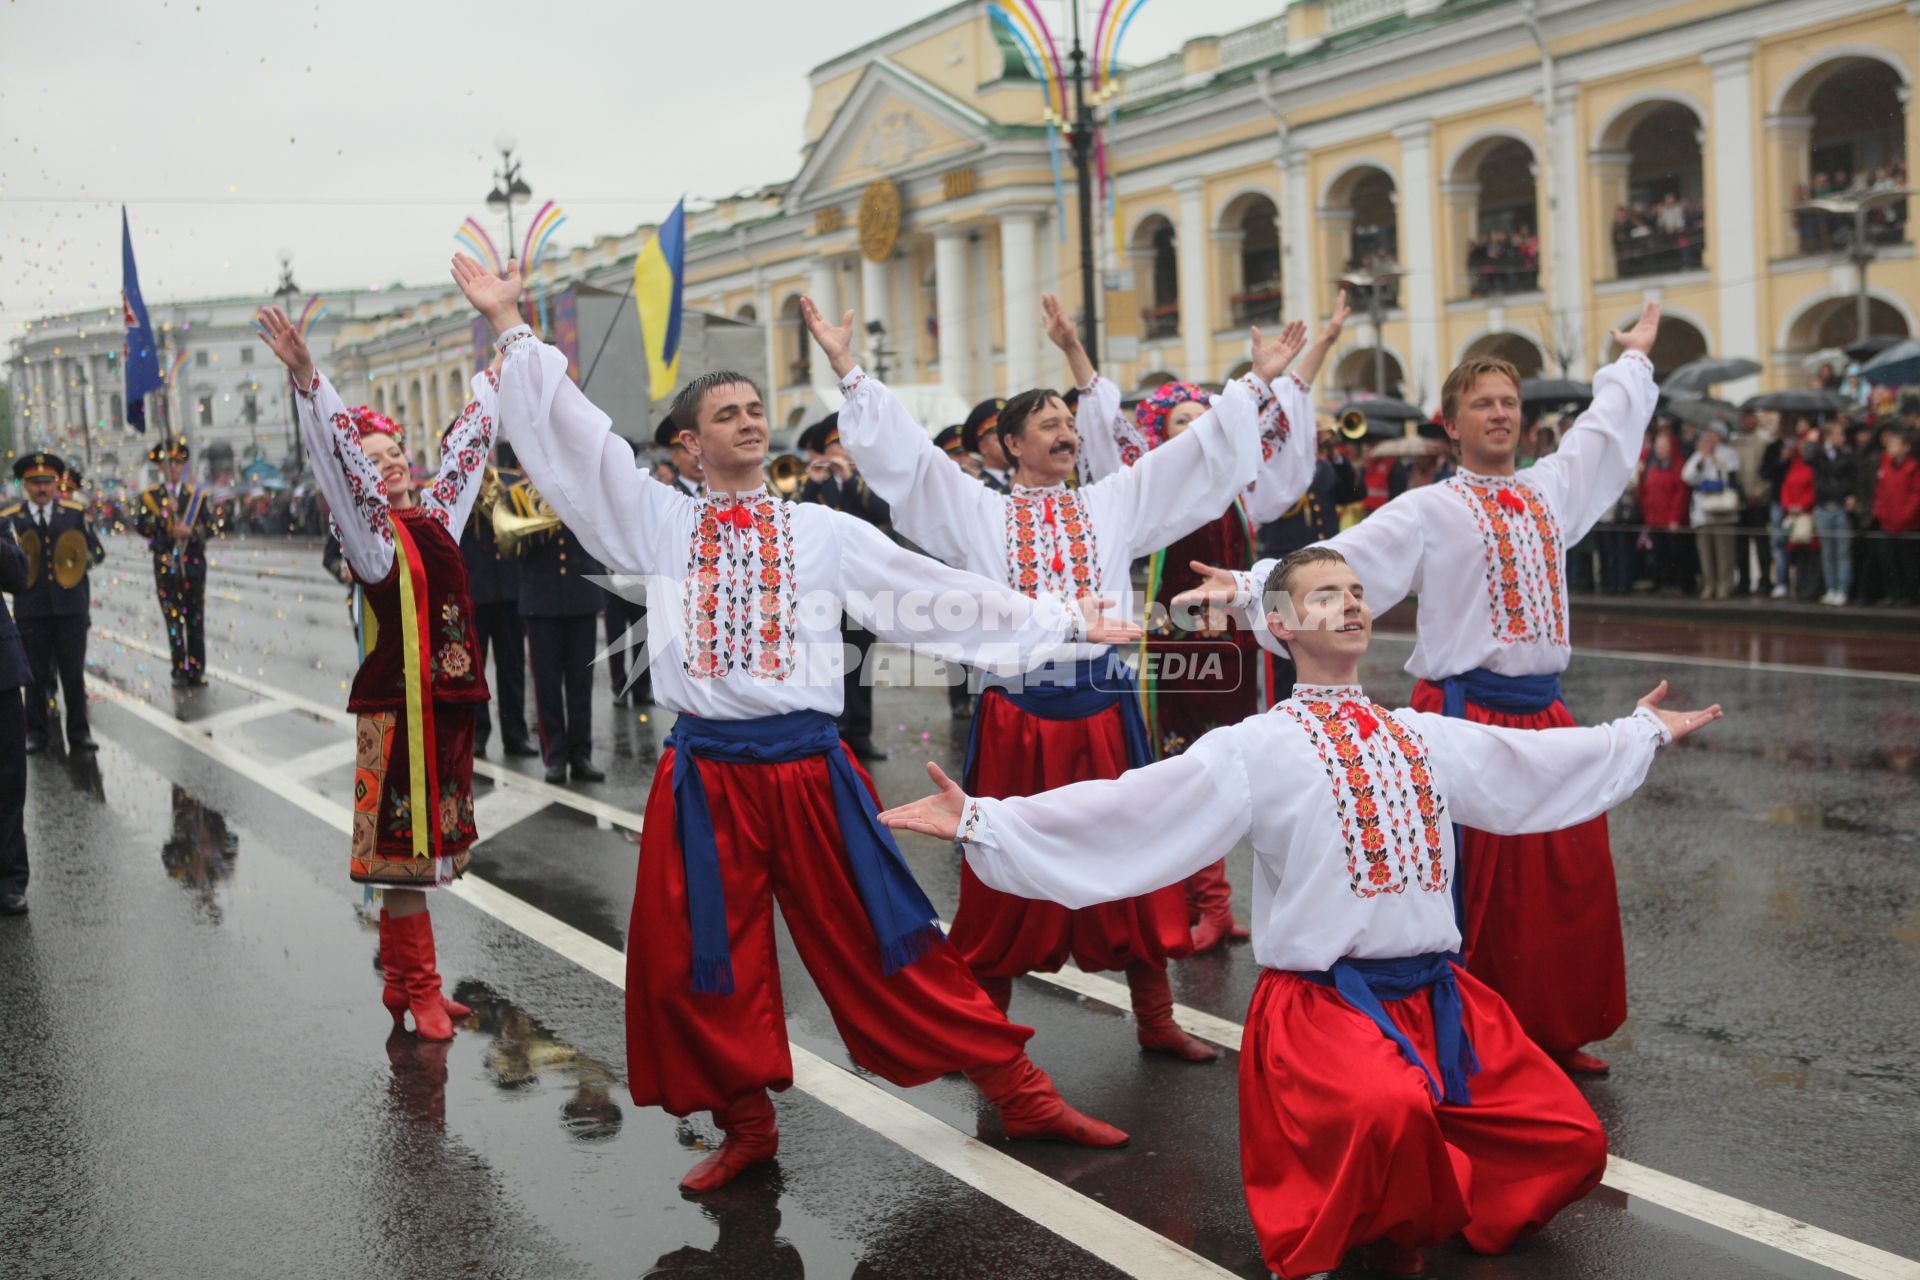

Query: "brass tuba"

xmin=492 ymin=481 xmax=561 ymax=558
xmin=1337 ymin=408 xmax=1373 ymax=441
xmin=768 ymin=453 xmax=808 ymax=498
xmin=53 ymin=529 xmax=90 ymax=589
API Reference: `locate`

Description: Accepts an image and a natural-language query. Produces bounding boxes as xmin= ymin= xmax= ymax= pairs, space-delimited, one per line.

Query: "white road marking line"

xmin=87 ymin=676 xmax=1233 ymax=1280
xmin=472 ymin=783 xmax=555 ymax=839
xmin=1370 ymin=629 xmax=1920 ymax=684
xmin=281 ymin=741 xmax=354 ymax=780
xmin=187 ymin=699 xmax=295 ymax=733
xmin=89 ymin=637 xmax=1920 ymax=1279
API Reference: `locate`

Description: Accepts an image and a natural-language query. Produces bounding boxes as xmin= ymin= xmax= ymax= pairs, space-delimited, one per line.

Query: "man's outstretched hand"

xmin=1610 ymin=302 xmax=1661 ymax=359
xmin=800 ymin=295 xmax=859 ymax=379
xmin=1076 ymin=595 xmax=1145 ymax=646
xmin=1169 ymin=560 xmax=1243 ymax=631
xmin=451 ymin=254 xmax=525 ymax=335
xmin=1250 ymin=320 xmax=1310 ymax=385
xmin=1637 ymin=680 xmax=1722 ymax=742
xmin=878 ymin=762 xmax=968 ymax=840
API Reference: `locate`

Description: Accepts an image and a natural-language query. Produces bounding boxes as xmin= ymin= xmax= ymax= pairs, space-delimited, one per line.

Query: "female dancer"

xmin=257 ymin=305 xmax=497 ymax=1040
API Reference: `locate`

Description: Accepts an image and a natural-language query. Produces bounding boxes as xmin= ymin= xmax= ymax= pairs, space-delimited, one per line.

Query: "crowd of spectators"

xmin=1794 ymin=160 xmax=1910 ymax=253
xmin=1465 ymin=227 xmax=1540 ymax=296
xmin=1578 ymin=401 xmax=1920 ymax=608
xmin=1610 ymin=194 xmax=1707 ymax=277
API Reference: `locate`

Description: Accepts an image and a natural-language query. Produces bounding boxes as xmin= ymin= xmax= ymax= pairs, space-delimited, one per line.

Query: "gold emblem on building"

xmin=858 ymin=180 xmax=901 ymax=263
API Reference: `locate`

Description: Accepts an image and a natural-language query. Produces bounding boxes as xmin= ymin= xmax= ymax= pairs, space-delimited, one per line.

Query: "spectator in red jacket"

xmin=1638 ymin=428 xmax=1694 ymax=594
xmin=1779 ymin=431 xmax=1822 ymax=600
xmin=1873 ymin=426 xmax=1920 ymax=605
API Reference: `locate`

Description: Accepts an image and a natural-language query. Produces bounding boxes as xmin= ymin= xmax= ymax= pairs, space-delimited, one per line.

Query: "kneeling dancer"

xmin=257 ymin=306 xmax=497 ymax=1042
xmin=879 ymin=547 xmax=1720 ymax=1279
xmin=453 ymin=257 xmax=1136 ymax=1195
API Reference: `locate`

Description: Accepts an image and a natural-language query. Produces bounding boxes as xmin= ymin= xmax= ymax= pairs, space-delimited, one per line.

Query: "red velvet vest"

xmin=347 ymin=507 xmax=489 ymax=713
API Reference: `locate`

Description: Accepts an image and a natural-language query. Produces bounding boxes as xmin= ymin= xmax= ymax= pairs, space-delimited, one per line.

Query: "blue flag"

xmin=121 ymin=207 xmax=162 ymax=432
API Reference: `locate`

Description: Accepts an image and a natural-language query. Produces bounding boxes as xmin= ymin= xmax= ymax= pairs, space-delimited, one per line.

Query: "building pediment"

xmin=787 ymin=58 xmax=995 ymax=209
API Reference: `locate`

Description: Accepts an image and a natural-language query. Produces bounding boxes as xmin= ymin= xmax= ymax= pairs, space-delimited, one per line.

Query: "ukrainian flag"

xmin=635 ymin=199 xmax=686 ymax=396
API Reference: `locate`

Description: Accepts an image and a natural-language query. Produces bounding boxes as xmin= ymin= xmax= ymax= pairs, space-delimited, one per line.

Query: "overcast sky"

xmin=1 ymin=0 xmax=1283 ymax=347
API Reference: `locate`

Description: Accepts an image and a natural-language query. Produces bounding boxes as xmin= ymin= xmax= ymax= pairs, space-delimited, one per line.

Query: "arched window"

xmin=1332 ymin=346 xmax=1405 ymax=400
xmin=1130 ymin=216 xmax=1180 ymax=339
xmin=735 ymin=303 xmax=759 ymax=324
xmin=1325 ymin=165 xmax=1400 ymax=307
xmin=1603 ymin=102 xmax=1705 ymax=278
xmin=1221 ymin=194 xmax=1283 ymax=325
xmin=1462 ymin=332 xmax=1545 ymax=378
xmin=1456 ymin=139 xmax=1539 ymax=298
xmin=1605 ymin=312 xmax=1708 ymax=382
xmin=779 ymin=295 xmax=807 ymax=387
xmin=1792 ymin=59 xmax=1909 ymax=253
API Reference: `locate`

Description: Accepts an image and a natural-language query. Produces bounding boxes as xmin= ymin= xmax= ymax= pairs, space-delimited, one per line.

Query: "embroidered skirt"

xmin=351 ymin=703 xmax=478 ymax=888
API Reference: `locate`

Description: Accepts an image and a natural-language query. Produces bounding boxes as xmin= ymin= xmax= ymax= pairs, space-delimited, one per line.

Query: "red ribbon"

xmin=1337 ymin=700 xmax=1379 ymax=740
xmin=1496 ymin=488 xmax=1526 ymax=514
xmin=1043 ymin=496 xmax=1064 ymax=575
xmin=716 ymin=504 xmax=754 ymax=531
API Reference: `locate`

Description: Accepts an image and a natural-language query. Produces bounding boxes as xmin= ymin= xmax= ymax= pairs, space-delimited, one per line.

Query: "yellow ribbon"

xmin=391 ymin=520 xmax=432 ymax=860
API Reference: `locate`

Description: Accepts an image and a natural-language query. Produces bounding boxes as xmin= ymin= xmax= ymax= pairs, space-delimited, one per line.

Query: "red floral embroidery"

xmin=1453 ymin=476 xmax=1566 ymax=648
xmin=1284 ymin=691 xmax=1451 ymax=899
xmin=684 ymin=494 xmax=796 ymax=680
xmin=1004 ymin=487 xmax=1098 ymax=600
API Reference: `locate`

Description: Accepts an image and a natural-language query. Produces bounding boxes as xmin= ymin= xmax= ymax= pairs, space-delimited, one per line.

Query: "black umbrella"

xmin=1739 ymin=389 xmax=1856 ymax=415
xmin=1661 ymin=396 xmax=1740 ymax=427
xmin=1662 ymin=357 xmax=1763 ymax=395
xmin=1332 ymin=397 xmax=1424 ymax=422
xmin=1844 ymin=334 xmax=1904 ymax=363
xmin=1520 ymin=378 xmax=1592 ymax=406
xmin=1858 ymin=339 xmax=1920 ymax=388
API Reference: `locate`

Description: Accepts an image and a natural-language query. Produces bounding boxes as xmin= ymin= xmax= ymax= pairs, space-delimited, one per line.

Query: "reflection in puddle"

xmin=643 ymin=1177 xmax=806 ymax=1279
xmin=450 ymin=980 xmax=625 ymax=1143
xmin=161 ymin=786 xmax=239 ymax=922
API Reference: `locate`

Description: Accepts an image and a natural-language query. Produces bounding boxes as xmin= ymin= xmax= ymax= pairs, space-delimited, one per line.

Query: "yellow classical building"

xmin=671 ymin=0 xmax=1916 ymax=425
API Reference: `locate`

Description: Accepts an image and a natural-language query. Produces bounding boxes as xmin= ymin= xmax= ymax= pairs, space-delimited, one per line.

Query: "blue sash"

xmin=1435 ymin=667 xmax=1564 ymax=932
xmin=666 ymin=709 xmax=942 ymax=995
xmin=1299 ymin=953 xmax=1481 ymax=1106
xmin=961 ymin=652 xmax=1152 ymax=786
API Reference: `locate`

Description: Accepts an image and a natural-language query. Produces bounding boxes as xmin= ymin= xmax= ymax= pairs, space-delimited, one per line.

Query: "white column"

xmin=1394 ymin=121 xmax=1443 ymax=410
xmin=1281 ymin=150 xmax=1315 ymax=326
xmin=808 ymin=254 xmax=838 ymax=394
xmin=1174 ymin=177 xmax=1211 ymax=378
xmin=1546 ymin=83 xmax=1589 ymax=376
xmin=934 ymin=226 xmax=971 ymax=396
xmin=1706 ymin=42 xmax=1761 ymax=394
xmin=1000 ymin=210 xmax=1042 ymax=393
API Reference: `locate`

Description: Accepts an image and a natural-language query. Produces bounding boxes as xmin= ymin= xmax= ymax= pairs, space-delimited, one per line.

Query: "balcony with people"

xmin=1448 ymin=136 xmax=1542 ymax=299
xmin=1784 ymin=57 xmax=1910 ymax=256
xmin=1132 ymin=215 xmax=1181 ymax=339
xmin=1594 ymin=100 xmax=1707 ymax=281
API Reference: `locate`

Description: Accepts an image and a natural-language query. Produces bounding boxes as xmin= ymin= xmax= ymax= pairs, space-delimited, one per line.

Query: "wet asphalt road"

xmin=1 ymin=532 xmax=1916 ymax=1280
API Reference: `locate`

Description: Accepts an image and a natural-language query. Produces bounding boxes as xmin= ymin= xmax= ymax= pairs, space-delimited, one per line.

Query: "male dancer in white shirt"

xmin=1180 ymin=304 xmax=1664 ymax=1075
xmin=453 ymin=256 xmax=1143 ymax=1195
xmin=880 ymin=545 xmax=1720 ymax=1280
xmin=806 ymin=296 xmax=1311 ymax=1063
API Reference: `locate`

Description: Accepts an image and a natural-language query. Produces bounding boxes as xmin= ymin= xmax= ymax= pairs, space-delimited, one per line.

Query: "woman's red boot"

xmin=680 ymin=1090 xmax=779 ymax=1194
xmin=385 ymin=910 xmax=454 ymax=1041
xmin=379 ymin=909 xmax=472 ymax=1027
xmin=1127 ymin=962 xmax=1219 ymax=1061
xmin=965 ymin=1055 xmax=1129 ymax=1148
xmin=1185 ymin=859 xmax=1247 ymax=952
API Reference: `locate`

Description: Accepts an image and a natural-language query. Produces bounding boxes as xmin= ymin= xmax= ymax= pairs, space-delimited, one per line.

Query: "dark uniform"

xmin=796 ymin=415 xmax=891 ymax=760
xmin=0 ymin=524 xmax=31 ymax=913
xmin=133 ymin=435 xmax=218 ymax=686
xmin=463 ymin=466 xmax=537 ymax=758
xmin=512 ymin=477 xmax=606 ymax=783
xmin=932 ymin=425 xmax=983 ymax=719
xmin=962 ymin=397 xmax=1011 ymax=494
xmin=4 ymin=453 xmax=106 ymax=752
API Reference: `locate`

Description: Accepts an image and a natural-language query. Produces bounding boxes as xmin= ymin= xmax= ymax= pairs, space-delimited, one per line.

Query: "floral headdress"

xmin=1134 ymin=380 xmax=1212 ymax=449
xmin=349 ymin=406 xmax=405 ymax=450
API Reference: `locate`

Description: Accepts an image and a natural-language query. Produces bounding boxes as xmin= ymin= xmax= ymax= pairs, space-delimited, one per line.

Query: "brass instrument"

xmin=53 ymin=529 xmax=90 ymax=590
xmin=475 ymin=465 xmax=504 ymax=522
xmin=491 ymin=481 xmax=561 ymax=558
xmin=768 ymin=453 xmax=809 ymax=498
xmin=1337 ymin=408 xmax=1373 ymax=441
xmin=16 ymin=526 xmax=41 ymax=589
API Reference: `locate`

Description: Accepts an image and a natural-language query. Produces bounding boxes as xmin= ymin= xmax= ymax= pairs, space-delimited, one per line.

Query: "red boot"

xmin=1184 ymin=859 xmax=1246 ymax=953
xmin=1126 ymin=962 xmax=1219 ymax=1062
xmin=1358 ymin=1239 xmax=1427 ymax=1275
xmin=966 ymin=1054 xmax=1129 ymax=1148
xmin=383 ymin=909 xmax=454 ymax=1041
xmin=975 ymin=974 xmax=1014 ymax=1015
xmin=1555 ymin=1049 xmax=1611 ymax=1076
xmin=680 ymin=1090 xmax=779 ymax=1193
xmin=379 ymin=909 xmax=471 ymax=1026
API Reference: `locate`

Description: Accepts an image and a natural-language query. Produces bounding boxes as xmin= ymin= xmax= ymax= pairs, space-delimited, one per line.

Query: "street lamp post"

xmin=275 ymin=249 xmax=302 ymax=478
xmin=1334 ymin=270 xmax=1404 ymax=397
xmin=1066 ymin=5 xmax=1099 ymax=359
xmin=1793 ymin=189 xmax=1916 ymax=342
xmin=486 ymin=132 xmax=534 ymax=268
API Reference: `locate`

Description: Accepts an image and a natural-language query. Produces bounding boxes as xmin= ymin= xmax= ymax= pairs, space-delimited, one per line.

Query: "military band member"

xmin=511 ymin=475 xmax=607 ymax=785
xmin=0 ymin=521 xmax=30 ymax=914
xmin=960 ymin=397 xmax=1010 ymax=492
xmin=463 ymin=444 xmax=539 ymax=758
xmin=4 ymin=453 xmax=106 ymax=753
xmin=134 ymin=435 xmax=218 ymax=686
xmin=934 ymin=425 xmax=983 ymax=719
xmin=654 ymin=414 xmax=703 ymax=497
